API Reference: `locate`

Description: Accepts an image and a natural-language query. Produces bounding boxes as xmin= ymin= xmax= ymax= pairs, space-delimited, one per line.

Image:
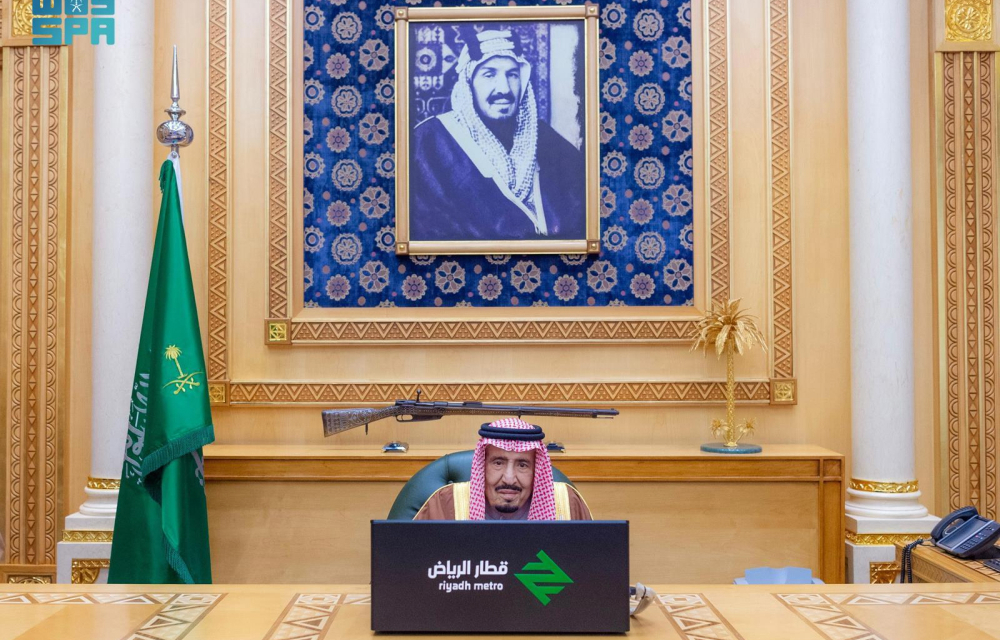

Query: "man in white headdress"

xmin=413 ymin=418 xmax=592 ymax=521
xmin=410 ymin=27 xmax=586 ymax=242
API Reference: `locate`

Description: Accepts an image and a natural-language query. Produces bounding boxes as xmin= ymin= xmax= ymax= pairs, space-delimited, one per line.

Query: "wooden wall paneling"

xmin=204 ymin=444 xmax=844 ymax=584
xmin=936 ymin=50 xmax=1000 ymax=519
xmin=768 ymin=0 xmax=794 ymax=384
xmin=0 ymin=44 xmax=67 ymax=584
xmin=203 ymin=0 xmax=802 ymax=412
xmin=207 ymin=0 xmax=231 ymax=389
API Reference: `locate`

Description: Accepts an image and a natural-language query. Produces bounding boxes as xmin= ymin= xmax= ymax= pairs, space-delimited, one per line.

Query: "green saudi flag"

xmin=108 ymin=158 xmax=215 ymax=584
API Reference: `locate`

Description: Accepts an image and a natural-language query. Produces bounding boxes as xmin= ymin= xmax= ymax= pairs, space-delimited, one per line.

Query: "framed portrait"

xmin=394 ymin=5 xmax=601 ymax=256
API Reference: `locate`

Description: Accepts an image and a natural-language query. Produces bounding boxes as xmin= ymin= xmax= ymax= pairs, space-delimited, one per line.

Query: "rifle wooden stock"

xmin=322 ymin=406 xmax=407 ymax=436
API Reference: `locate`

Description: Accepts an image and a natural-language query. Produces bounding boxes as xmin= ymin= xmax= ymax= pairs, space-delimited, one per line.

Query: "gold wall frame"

xmin=199 ymin=0 xmax=798 ymax=406
xmin=392 ymin=5 xmax=601 ymax=257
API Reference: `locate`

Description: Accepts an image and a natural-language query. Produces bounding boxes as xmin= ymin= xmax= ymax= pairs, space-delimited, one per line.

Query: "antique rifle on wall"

xmin=322 ymin=398 xmax=618 ymax=437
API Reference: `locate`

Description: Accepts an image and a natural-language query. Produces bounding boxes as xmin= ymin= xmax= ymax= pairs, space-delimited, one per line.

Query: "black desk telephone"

xmin=931 ymin=506 xmax=1000 ymax=558
xmin=901 ymin=506 xmax=1000 ymax=582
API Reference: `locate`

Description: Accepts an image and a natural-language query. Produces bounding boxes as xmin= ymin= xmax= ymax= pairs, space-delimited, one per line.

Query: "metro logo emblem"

xmin=514 ymin=550 xmax=573 ymax=605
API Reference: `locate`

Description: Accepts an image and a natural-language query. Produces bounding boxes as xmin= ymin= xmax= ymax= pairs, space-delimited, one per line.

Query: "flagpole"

xmin=156 ymin=45 xmax=192 ymax=216
xmin=156 ymin=45 xmax=194 ymax=155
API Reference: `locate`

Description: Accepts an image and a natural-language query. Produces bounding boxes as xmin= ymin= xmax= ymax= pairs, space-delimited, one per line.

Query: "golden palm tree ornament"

xmin=691 ymin=299 xmax=767 ymax=450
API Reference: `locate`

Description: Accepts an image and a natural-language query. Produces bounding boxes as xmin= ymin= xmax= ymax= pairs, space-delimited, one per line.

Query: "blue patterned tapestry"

xmin=303 ymin=0 xmax=693 ymax=308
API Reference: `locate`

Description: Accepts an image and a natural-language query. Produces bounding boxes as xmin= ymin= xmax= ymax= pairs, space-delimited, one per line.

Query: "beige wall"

xmin=57 ymin=0 xmax=942 ymax=520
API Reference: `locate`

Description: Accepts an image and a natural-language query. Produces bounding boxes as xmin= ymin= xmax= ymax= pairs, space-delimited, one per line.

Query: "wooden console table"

xmin=203 ymin=444 xmax=845 ymax=584
xmin=895 ymin=542 xmax=1000 ymax=583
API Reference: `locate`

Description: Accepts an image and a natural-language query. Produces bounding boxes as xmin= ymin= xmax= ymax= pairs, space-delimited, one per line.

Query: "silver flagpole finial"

xmin=157 ymin=45 xmax=194 ymax=154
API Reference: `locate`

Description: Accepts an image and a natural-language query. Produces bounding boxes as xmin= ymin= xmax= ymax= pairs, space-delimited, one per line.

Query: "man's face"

xmin=484 ymin=444 xmax=535 ymax=513
xmin=471 ymin=56 xmax=522 ymax=121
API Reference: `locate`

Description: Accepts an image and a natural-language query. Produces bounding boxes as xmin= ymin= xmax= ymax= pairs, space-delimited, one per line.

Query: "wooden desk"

xmin=203 ymin=444 xmax=845 ymax=584
xmin=3 ymin=583 xmax=1000 ymax=639
xmin=897 ymin=542 xmax=1000 ymax=583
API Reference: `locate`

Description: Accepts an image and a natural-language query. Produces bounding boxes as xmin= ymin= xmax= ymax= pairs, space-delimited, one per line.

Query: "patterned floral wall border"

xmin=204 ymin=0 xmax=797 ymax=405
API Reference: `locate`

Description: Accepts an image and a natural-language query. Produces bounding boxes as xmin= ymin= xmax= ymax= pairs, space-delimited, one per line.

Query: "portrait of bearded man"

xmin=408 ymin=26 xmax=587 ymax=242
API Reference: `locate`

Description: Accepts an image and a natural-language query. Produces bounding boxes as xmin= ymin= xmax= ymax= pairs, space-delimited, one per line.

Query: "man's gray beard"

xmin=494 ymin=503 xmax=520 ymax=514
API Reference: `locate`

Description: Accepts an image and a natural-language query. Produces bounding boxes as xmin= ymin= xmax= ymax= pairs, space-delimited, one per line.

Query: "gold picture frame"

xmin=393 ymin=5 xmax=601 ymax=256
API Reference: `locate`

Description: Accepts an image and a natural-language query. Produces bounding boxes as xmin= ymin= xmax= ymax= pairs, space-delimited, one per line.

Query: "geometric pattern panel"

xmin=289 ymin=317 xmax=698 ymax=342
xmin=657 ymin=593 xmax=745 ymax=640
xmin=768 ymin=0 xmax=793 ymax=380
xmin=227 ymin=379 xmax=773 ymax=405
xmin=122 ymin=593 xmax=223 ymax=640
xmin=2 ymin=44 xmax=66 ymax=574
xmin=263 ymin=593 xmax=341 ymax=640
xmin=303 ymin=0 xmax=695 ymax=308
xmin=0 ymin=593 xmax=164 ymax=605
xmin=939 ymin=50 xmax=1000 ymax=519
xmin=776 ymin=592 xmax=1000 ymax=640
xmin=0 ymin=592 xmax=224 ymax=640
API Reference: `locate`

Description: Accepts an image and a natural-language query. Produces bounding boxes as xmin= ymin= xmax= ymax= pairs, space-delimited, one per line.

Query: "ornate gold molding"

xmin=208 ymin=380 xmax=229 ymax=405
xmin=85 ymin=477 xmax=120 ymax=491
xmin=2 ymin=45 xmax=66 ymax=573
xmin=228 ymin=380 xmax=773 ymax=405
xmin=869 ymin=562 xmax=900 ymax=584
xmin=1 ymin=564 xmax=56 ymax=583
xmin=6 ymin=575 xmax=51 ymax=584
xmin=62 ymin=530 xmax=113 ymax=543
xmin=208 ymin=0 xmax=231 ymax=380
xmin=849 ymin=478 xmax=919 ymax=494
xmin=769 ymin=378 xmax=796 ymax=405
xmin=11 ymin=0 xmax=31 ymax=37
xmin=266 ymin=319 xmax=290 ymax=345
xmin=768 ymin=0 xmax=793 ymax=380
xmin=845 ymin=532 xmax=928 ymax=546
xmin=937 ymin=51 xmax=999 ymax=517
xmin=946 ymin=0 xmax=993 ymax=42
xmin=71 ymin=559 xmax=110 ymax=585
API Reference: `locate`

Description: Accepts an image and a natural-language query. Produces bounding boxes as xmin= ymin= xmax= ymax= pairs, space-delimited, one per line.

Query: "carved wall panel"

xmin=204 ymin=0 xmax=798 ymax=407
xmin=937 ymin=51 xmax=1000 ymax=518
xmin=0 ymin=44 xmax=67 ymax=584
